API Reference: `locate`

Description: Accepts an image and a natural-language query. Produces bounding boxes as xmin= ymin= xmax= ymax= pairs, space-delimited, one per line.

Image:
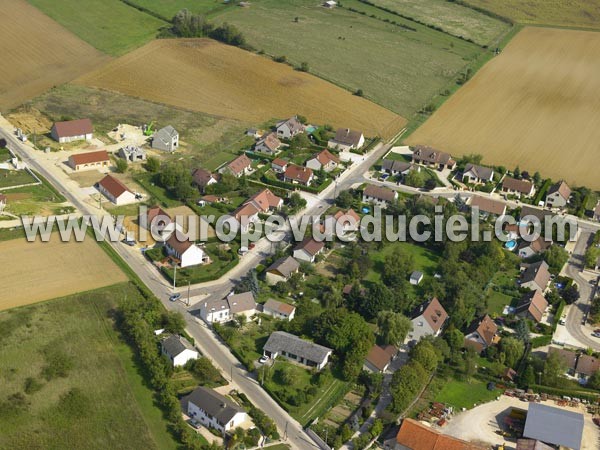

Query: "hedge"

xmin=529 ymin=384 xmax=600 ymax=402
xmin=531 ymin=335 xmax=552 ymax=348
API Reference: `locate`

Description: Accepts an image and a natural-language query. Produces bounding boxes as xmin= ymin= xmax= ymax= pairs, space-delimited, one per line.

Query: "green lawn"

xmin=27 ymin=0 xmax=166 ymax=55
xmin=0 ymin=283 xmax=178 ymax=449
xmin=0 ymin=169 xmax=37 ymax=188
xmin=435 ymin=378 xmax=501 ymax=410
xmin=369 ymin=0 xmax=509 ymax=46
xmin=21 ymin=84 xmax=249 ymax=168
xmin=127 ymin=0 xmax=236 ymax=19
xmin=366 ymin=241 xmax=440 ymax=285
xmin=2 ymin=181 xmax=69 ymax=216
xmin=214 ymin=0 xmax=483 ymax=117
xmin=485 ymin=290 xmax=514 ymax=316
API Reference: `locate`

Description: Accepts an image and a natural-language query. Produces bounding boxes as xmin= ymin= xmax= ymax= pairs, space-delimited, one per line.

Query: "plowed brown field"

xmin=407 ymin=27 xmax=600 ymax=189
xmin=76 ymin=39 xmax=406 ymax=139
xmin=0 ymin=0 xmax=110 ymax=110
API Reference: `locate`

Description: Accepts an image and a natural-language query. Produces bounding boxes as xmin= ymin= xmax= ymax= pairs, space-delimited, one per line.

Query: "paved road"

xmin=565 ymin=230 xmax=600 ymax=350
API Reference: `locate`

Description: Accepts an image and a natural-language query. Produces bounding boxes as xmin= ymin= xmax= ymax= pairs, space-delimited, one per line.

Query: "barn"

xmin=51 ymin=118 xmax=93 ymax=143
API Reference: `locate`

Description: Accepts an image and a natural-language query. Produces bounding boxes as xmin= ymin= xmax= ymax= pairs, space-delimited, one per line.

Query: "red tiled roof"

xmin=192 ymin=168 xmax=216 ymax=187
xmin=53 ymin=118 xmax=93 ymax=138
xmin=166 ymin=233 xmax=194 ymax=255
xmin=365 ymin=344 xmax=397 ymax=371
xmin=295 ymin=237 xmax=324 ymax=256
xmin=576 ymin=354 xmax=600 ymax=376
xmin=98 ymin=174 xmax=131 ymax=198
xmin=396 ymin=419 xmax=486 ymax=450
xmin=314 ymin=149 xmax=339 ymax=165
xmin=227 ymin=154 xmax=252 ymax=175
xmin=516 ymin=291 xmax=548 ymax=322
xmin=247 ymin=188 xmax=282 ymax=212
xmin=272 ymin=158 xmax=288 ymax=167
xmin=146 ymin=206 xmax=171 ymax=225
xmin=548 ymin=180 xmax=571 ymax=200
xmin=411 ymin=298 xmax=449 ymax=334
xmin=285 ymin=164 xmax=313 ymax=183
xmin=69 ymin=150 xmax=109 ymax=166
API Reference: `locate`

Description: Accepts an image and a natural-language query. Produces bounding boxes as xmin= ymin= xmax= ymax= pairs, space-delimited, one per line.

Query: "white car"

xmin=258 ymin=355 xmax=269 ymax=364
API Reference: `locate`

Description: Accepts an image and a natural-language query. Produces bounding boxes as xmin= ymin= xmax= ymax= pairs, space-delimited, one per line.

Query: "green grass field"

xmin=214 ymin=0 xmax=483 ymax=117
xmin=126 ymin=0 xmax=235 ymax=19
xmin=0 ymin=283 xmax=178 ymax=450
xmin=366 ymin=241 xmax=440 ymax=285
xmin=0 ymin=168 xmax=37 ymax=188
xmin=20 ymin=84 xmax=249 ymax=169
xmin=464 ymin=0 xmax=600 ymax=29
xmin=435 ymin=378 xmax=500 ymax=409
xmin=485 ymin=290 xmax=513 ymax=315
xmin=369 ymin=0 xmax=509 ymax=45
xmin=27 ymin=0 xmax=166 ymax=55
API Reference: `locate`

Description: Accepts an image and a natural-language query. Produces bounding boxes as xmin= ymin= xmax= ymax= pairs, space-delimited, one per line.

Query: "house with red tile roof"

xmin=68 ymin=150 xmax=110 ymax=171
xmin=502 ymin=177 xmax=535 ymax=197
xmin=515 ymin=290 xmax=548 ymax=323
xmin=284 ymin=164 xmax=314 ymax=186
xmin=364 ymin=344 xmax=397 ymax=373
xmin=97 ymin=174 xmax=136 ymax=205
xmin=293 ymin=237 xmax=324 ymax=263
xmin=51 ymin=118 xmax=93 ymax=143
xmin=271 ymin=158 xmax=288 ymax=173
xmin=191 ymin=168 xmax=217 ymax=192
xmin=407 ymin=298 xmax=449 ymax=344
xmin=255 ymin=132 xmax=282 ymax=155
xmin=306 ymin=149 xmax=339 ymax=172
xmin=262 ymin=299 xmax=296 ymax=321
xmin=165 ymin=233 xmax=208 ymax=268
xmin=220 ymin=154 xmax=252 ymax=178
xmin=464 ymin=314 xmax=498 ymax=353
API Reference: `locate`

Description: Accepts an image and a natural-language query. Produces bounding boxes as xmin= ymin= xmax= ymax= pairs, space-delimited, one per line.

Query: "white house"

xmin=275 ymin=116 xmax=304 ymax=139
xmin=545 ymin=181 xmax=571 ymax=209
xmin=517 ymin=236 xmax=552 ymax=259
xmin=271 ymin=158 xmax=288 ymax=173
xmin=51 ymin=118 xmax=93 ymax=143
xmin=161 ymin=335 xmax=198 ymax=367
xmin=263 ymin=331 xmax=332 ymax=370
xmin=152 ymin=126 xmax=179 ymax=152
xmin=185 ymin=386 xmax=247 ymax=434
xmin=254 ymin=132 xmax=282 ymax=155
xmin=199 ymin=292 xmax=257 ymax=324
xmin=406 ymin=298 xmax=448 ymax=344
xmin=97 ymin=174 xmax=137 ymax=205
xmin=306 ymin=149 xmax=339 ymax=172
xmin=328 ymin=128 xmax=364 ymax=151
xmin=362 ymin=184 xmax=398 ymax=208
xmin=462 ymin=164 xmax=494 ymax=184
xmin=165 ymin=234 xmax=208 ymax=268
xmin=262 ymin=299 xmax=296 ymax=321
xmin=409 ymin=271 xmax=423 ymax=285
xmin=293 ymin=237 xmax=324 ymax=263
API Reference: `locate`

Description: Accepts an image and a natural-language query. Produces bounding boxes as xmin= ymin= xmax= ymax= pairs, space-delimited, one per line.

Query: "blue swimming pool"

xmin=305 ymin=125 xmax=317 ymax=133
xmin=505 ymin=240 xmax=517 ymax=250
xmin=362 ymin=207 xmax=370 ymax=214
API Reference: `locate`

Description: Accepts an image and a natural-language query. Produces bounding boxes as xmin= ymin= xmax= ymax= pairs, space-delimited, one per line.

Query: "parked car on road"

xmin=169 ymin=293 xmax=181 ymax=302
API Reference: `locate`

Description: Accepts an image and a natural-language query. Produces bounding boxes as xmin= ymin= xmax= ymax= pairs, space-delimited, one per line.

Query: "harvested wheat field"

xmin=76 ymin=39 xmax=405 ymax=139
xmin=0 ymin=0 xmax=110 ymax=110
xmin=407 ymin=27 xmax=600 ymax=189
xmin=0 ymin=234 xmax=126 ymax=310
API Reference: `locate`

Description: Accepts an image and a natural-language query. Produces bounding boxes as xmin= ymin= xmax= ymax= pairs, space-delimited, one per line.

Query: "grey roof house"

xmin=152 ymin=126 xmax=179 ymax=152
xmin=184 ymin=386 xmax=247 ymax=434
xmin=161 ymin=335 xmax=199 ymax=367
xmin=265 ymin=256 xmax=300 ymax=285
xmin=263 ymin=331 xmax=332 ymax=370
xmin=462 ymin=164 xmax=494 ymax=184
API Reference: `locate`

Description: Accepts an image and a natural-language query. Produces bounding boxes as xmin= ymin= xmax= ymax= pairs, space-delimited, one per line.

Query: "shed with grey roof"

xmin=263 ymin=331 xmax=332 ymax=370
xmin=523 ymin=403 xmax=583 ymax=450
xmin=161 ymin=335 xmax=198 ymax=367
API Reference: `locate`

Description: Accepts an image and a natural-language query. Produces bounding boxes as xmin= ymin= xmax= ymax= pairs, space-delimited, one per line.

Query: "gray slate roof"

xmin=523 ymin=403 xmax=584 ymax=450
xmin=154 ymin=125 xmax=178 ymax=144
xmin=264 ymin=331 xmax=332 ymax=364
xmin=185 ymin=386 xmax=244 ymax=426
xmin=382 ymin=159 xmax=411 ymax=173
xmin=161 ymin=335 xmax=196 ymax=358
xmin=267 ymin=256 xmax=300 ymax=278
xmin=464 ymin=163 xmax=494 ymax=180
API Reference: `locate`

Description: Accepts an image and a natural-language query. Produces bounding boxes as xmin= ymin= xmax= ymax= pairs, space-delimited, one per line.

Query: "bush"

xmin=42 ymin=348 xmax=74 ymax=381
xmin=115 ymin=158 xmax=128 ymax=173
xmin=24 ymin=377 xmax=43 ymax=394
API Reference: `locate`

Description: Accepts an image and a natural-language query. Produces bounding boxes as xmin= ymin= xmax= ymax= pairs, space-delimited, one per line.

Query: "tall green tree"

xmin=377 ymin=311 xmax=412 ymax=346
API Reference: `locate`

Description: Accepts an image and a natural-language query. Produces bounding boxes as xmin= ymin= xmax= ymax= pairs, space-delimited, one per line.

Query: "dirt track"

xmin=76 ymin=39 xmax=406 ymax=139
xmin=0 ymin=0 xmax=110 ymax=110
xmin=407 ymin=27 xmax=600 ymax=189
xmin=0 ymin=234 xmax=126 ymax=310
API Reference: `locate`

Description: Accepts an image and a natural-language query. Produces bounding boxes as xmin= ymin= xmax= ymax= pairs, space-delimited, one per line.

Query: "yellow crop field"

xmin=0 ymin=0 xmax=110 ymax=110
xmin=0 ymin=234 xmax=126 ymax=310
xmin=407 ymin=27 xmax=600 ymax=189
xmin=76 ymin=39 xmax=406 ymax=139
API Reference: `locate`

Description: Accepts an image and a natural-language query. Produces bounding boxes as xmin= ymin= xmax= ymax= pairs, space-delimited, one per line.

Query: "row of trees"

xmin=170 ymin=9 xmax=246 ymax=47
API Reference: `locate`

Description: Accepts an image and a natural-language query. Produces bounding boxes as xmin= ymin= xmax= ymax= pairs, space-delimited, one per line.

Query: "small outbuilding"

xmin=409 ymin=271 xmax=423 ymax=285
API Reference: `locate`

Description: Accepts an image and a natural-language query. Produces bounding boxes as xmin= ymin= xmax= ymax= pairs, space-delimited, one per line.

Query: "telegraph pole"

xmin=173 ymin=264 xmax=177 ymax=291
xmin=187 ymin=281 xmax=191 ymax=306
